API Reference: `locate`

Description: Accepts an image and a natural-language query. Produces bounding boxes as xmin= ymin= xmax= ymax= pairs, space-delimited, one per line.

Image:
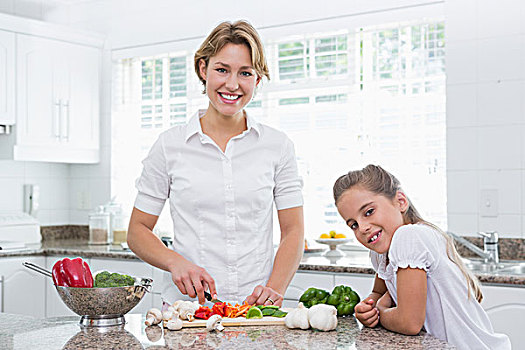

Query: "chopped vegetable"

xmin=52 ymin=257 xmax=94 ymax=288
xmin=93 ymin=271 xmax=135 ymax=288
xmin=246 ymin=307 xmax=263 ymax=319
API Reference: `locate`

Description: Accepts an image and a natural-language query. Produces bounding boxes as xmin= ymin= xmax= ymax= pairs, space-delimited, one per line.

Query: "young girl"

xmin=333 ymin=164 xmax=510 ymax=350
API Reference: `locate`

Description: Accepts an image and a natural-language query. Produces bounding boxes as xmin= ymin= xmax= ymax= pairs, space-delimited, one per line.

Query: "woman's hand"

xmin=376 ymin=291 xmax=394 ymax=313
xmin=354 ymin=298 xmax=379 ymax=328
xmin=244 ymin=285 xmax=283 ymax=306
xmin=167 ymin=255 xmax=217 ymax=305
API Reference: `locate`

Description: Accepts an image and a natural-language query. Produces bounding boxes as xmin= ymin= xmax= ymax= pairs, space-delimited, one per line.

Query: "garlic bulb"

xmin=307 ymin=304 xmax=338 ymax=331
xmin=284 ymin=302 xmax=310 ymax=330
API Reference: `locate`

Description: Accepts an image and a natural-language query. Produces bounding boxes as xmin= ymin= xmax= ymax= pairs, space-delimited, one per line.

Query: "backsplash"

xmin=454 ymin=237 xmax=525 ymax=261
xmin=41 ymin=225 xmax=88 ymax=241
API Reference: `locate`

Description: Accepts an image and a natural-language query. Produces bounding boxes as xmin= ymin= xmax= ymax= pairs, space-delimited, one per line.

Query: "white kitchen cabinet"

xmin=0 ymin=29 xmax=15 ymax=128
xmin=283 ymin=271 xmax=334 ymax=308
xmin=481 ymin=285 xmax=525 ymax=350
xmin=11 ymin=34 xmax=100 ymax=163
xmin=45 ymin=256 xmax=88 ymax=317
xmin=89 ymin=258 xmax=154 ymax=315
xmin=0 ymin=256 xmax=46 ymax=318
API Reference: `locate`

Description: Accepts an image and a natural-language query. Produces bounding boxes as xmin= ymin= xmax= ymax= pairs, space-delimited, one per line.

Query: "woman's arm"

xmin=245 ymin=206 xmax=304 ymax=305
xmin=377 ymin=267 xmax=427 ymax=335
xmin=127 ymin=207 xmax=217 ymax=304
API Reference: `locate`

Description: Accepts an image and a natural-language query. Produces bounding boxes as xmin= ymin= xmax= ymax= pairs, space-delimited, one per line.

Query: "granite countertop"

xmin=1 ymin=239 xmax=524 ymax=286
xmin=0 ymin=312 xmax=454 ymax=349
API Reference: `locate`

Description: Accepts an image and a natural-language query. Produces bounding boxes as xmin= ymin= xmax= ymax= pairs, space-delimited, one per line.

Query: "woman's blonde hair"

xmin=333 ymin=164 xmax=483 ymax=303
xmin=194 ymin=20 xmax=270 ymax=94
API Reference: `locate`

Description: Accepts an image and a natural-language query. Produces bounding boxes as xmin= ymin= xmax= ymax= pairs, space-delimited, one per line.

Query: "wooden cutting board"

xmin=164 ymin=316 xmax=286 ymax=328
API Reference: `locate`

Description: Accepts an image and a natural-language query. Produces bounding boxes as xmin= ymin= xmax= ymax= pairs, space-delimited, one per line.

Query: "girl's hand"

xmin=376 ymin=291 xmax=394 ymax=313
xmin=354 ymin=298 xmax=379 ymax=328
xmin=244 ymin=285 xmax=283 ymax=306
xmin=167 ymin=256 xmax=217 ymax=305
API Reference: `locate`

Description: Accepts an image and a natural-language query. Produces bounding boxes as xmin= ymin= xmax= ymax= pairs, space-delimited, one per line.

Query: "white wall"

xmin=2 ymin=0 xmax=525 ymax=239
xmin=445 ymin=0 xmax=525 ymax=238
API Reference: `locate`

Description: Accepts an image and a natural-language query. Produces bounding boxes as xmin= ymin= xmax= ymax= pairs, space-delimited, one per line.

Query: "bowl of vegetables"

xmin=24 ymin=258 xmax=152 ymax=327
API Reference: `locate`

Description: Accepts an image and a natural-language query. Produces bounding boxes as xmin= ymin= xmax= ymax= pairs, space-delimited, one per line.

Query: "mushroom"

xmin=145 ymin=308 xmax=163 ymax=326
xmin=166 ymin=318 xmax=184 ymax=331
xmin=206 ymin=314 xmax=224 ymax=332
xmin=162 ymin=306 xmax=178 ymax=322
xmin=177 ymin=301 xmax=200 ymax=321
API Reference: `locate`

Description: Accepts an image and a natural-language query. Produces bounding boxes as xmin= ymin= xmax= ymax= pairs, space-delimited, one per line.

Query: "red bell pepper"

xmin=194 ymin=306 xmax=213 ymax=320
xmin=52 ymin=257 xmax=94 ymax=288
xmin=211 ymin=302 xmax=226 ymax=317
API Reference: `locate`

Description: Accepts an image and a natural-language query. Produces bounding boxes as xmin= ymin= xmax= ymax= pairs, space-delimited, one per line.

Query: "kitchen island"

xmin=0 ymin=312 xmax=454 ymax=349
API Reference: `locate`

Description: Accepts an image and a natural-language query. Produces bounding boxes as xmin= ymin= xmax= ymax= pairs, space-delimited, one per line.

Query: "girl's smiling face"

xmin=336 ymin=186 xmax=409 ymax=254
xmin=199 ymin=43 xmax=260 ymax=119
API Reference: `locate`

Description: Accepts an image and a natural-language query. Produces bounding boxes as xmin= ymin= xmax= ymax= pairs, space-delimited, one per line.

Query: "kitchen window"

xmin=112 ymin=19 xmax=446 ymax=242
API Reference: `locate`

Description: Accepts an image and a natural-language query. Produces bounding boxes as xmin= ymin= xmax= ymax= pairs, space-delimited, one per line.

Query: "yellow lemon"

xmin=329 ymin=230 xmax=336 ymax=238
xmin=320 ymin=233 xmax=330 ymax=239
xmin=334 ymin=233 xmax=347 ymax=238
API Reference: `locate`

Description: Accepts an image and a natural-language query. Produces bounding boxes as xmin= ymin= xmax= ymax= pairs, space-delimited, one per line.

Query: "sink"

xmin=462 ymin=258 xmax=525 ymax=275
xmin=498 ymin=264 xmax=525 ymax=275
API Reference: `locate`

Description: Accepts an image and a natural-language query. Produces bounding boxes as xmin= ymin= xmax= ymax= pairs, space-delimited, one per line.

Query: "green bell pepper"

xmin=327 ymin=285 xmax=361 ymax=316
xmin=299 ymin=287 xmax=330 ymax=308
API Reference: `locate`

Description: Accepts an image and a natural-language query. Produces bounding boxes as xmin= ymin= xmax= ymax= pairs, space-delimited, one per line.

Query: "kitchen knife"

xmin=195 ymin=288 xmax=222 ymax=303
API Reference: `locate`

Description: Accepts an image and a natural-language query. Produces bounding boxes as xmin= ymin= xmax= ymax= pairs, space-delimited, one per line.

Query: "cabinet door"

xmin=284 ymin=272 xmax=334 ymax=302
xmin=89 ymin=258 xmax=154 ymax=315
xmin=0 ymin=256 xmax=46 ymax=318
xmin=14 ymin=33 xmax=100 ymax=163
xmin=16 ymin=34 xmax=63 ymax=148
xmin=0 ymin=29 xmax=15 ymax=125
xmin=481 ymin=285 xmax=525 ymax=350
xmin=66 ymin=43 xmax=100 ymax=151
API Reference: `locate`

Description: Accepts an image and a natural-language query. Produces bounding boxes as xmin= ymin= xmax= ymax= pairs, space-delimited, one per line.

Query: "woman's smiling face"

xmin=199 ymin=43 xmax=260 ymax=118
xmin=336 ymin=186 xmax=408 ymax=254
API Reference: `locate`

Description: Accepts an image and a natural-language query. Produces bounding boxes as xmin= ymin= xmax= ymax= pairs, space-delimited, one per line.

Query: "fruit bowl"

xmin=55 ymin=278 xmax=152 ymax=327
xmin=315 ymin=238 xmax=351 ymax=257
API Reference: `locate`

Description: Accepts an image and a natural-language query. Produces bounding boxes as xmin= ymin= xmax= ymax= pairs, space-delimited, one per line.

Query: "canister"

xmin=88 ymin=206 xmax=110 ymax=245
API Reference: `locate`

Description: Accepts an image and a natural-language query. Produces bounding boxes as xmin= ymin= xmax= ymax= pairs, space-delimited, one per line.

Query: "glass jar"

xmin=89 ymin=206 xmax=110 ymax=245
xmin=112 ymin=213 xmax=129 ymax=245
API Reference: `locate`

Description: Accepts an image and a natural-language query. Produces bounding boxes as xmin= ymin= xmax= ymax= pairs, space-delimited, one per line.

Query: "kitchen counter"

xmin=1 ymin=239 xmax=524 ymax=286
xmin=0 ymin=312 xmax=454 ymax=349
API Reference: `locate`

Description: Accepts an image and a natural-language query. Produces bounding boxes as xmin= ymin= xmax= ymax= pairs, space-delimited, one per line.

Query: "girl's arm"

xmin=244 ymin=206 xmax=304 ymax=306
xmin=354 ymin=275 xmax=387 ymax=327
xmin=377 ymin=267 xmax=427 ymax=335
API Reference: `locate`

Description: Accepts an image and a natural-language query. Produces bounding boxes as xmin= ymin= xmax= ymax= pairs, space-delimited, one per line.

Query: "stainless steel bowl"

xmin=55 ymin=279 xmax=152 ymax=327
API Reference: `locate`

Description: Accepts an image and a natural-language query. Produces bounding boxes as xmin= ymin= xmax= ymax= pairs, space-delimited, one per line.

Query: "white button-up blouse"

xmin=134 ymin=113 xmax=303 ymax=303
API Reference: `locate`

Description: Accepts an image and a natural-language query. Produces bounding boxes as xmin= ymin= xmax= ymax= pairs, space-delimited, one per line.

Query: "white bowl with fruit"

xmin=315 ymin=231 xmax=351 ymax=257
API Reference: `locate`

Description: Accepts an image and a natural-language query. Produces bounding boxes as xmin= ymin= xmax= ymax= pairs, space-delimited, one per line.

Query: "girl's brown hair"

xmin=194 ymin=20 xmax=270 ymax=93
xmin=333 ymin=164 xmax=483 ymax=302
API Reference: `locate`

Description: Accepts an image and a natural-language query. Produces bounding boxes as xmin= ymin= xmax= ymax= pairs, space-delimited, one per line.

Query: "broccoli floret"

xmin=94 ymin=271 xmax=135 ymax=288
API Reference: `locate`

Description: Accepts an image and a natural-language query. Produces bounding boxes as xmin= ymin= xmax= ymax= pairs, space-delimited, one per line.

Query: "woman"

xmin=128 ymin=20 xmax=304 ymax=307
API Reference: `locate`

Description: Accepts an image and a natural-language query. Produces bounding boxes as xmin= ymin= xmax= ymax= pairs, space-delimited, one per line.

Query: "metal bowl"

xmin=55 ymin=278 xmax=152 ymax=327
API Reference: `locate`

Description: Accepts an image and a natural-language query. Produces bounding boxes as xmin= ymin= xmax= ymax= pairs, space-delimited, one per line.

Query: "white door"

xmin=0 ymin=29 xmax=15 ymax=125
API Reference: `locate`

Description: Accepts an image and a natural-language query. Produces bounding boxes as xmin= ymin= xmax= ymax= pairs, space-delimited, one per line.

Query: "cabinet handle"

xmin=0 ymin=275 xmax=4 ymax=313
xmin=62 ymin=100 xmax=70 ymax=141
xmin=54 ymin=99 xmax=61 ymax=139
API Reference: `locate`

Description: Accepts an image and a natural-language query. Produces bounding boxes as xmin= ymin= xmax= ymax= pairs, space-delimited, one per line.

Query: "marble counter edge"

xmin=1 ymin=246 xmax=524 ymax=286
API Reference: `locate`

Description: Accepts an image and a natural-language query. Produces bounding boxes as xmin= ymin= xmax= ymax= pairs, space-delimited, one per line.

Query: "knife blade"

xmin=204 ymin=290 xmax=223 ymax=304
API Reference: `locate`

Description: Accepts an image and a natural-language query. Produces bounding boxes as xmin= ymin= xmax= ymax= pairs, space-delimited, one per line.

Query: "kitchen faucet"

xmin=446 ymin=231 xmax=499 ymax=264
